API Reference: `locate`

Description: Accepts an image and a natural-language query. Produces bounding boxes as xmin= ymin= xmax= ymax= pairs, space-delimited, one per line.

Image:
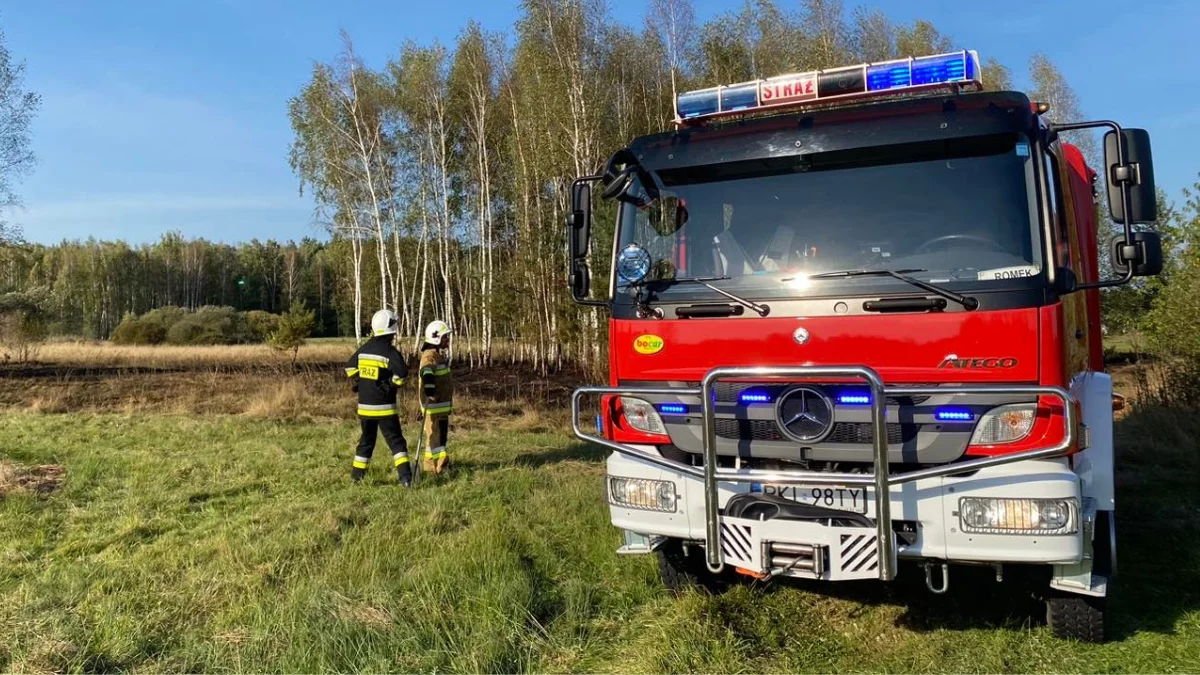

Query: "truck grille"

xmin=711 ymin=381 xmax=931 ymax=406
xmin=714 ymin=418 xmax=916 ymax=444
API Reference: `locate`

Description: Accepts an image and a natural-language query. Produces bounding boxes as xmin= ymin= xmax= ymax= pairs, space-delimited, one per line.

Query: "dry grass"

xmin=35 ymin=340 xmax=353 ymax=369
xmin=33 ymin=338 xmax=542 ymax=370
xmin=0 ymin=460 xmax=64 ymax=498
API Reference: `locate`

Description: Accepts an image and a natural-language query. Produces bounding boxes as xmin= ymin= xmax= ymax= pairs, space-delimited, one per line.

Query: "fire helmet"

xmin=424 ymin=320 xmax=452 ymax=345
xmin=370 ymin=309 xmax=399 ymax=336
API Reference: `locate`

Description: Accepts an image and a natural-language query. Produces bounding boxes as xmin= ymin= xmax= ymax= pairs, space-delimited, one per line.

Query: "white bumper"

xmin=608 ymin=447 xmax=1084 ymax=572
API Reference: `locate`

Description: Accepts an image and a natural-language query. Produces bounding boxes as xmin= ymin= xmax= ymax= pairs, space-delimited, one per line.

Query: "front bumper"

xmin=608 ymin=448 xmax=1084 ymax=579
xmin=575 ymin=365 xmax=1080 ymax=581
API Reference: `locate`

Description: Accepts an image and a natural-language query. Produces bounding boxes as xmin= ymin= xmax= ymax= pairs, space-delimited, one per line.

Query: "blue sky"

xmin=3 ymin=0 xmax=1197 ymax=245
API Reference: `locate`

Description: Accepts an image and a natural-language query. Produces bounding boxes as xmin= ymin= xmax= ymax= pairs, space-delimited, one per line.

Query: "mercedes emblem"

xmin=775 ymin=386 xmax=835 ymax=443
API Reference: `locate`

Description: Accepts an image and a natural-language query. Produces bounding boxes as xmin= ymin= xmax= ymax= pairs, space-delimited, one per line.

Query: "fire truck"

xmin=566 ymin=50 xmax=1163 ymax=642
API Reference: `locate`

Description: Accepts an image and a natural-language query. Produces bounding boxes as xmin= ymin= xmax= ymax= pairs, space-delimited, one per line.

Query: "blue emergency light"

xmin=837 ymin=392 xmax=872 ymax=405
xmin=658 ymin=403 xmax=688 ymax=415
xmin=935 ymin=408 xmax=974 ymax=422
xmin=739 ymin=391 xmax=771 ymax=404
xmin=675 ymin=50 xmax=982 ymax=123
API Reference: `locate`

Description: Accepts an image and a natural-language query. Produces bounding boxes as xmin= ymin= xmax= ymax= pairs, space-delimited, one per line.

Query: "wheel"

xmin=656 ymin=540 xmax=729 ymax=594
xmin=1046 ymin=593 xmax=1108 ymax=642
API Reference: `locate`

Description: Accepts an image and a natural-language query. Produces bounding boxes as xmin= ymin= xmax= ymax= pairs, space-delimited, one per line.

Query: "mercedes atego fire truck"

xmin=566 ymin=50 xmax=1163 ymax=642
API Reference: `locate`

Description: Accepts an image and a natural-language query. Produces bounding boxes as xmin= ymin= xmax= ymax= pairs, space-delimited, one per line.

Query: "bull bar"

xmin=571 ymin=366 xmax=1077 ymax=580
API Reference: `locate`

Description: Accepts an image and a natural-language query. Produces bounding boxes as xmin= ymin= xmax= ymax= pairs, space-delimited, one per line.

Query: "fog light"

xmin=958 ymin=497 xmax=1076 ymax=535
xmin=609 ymin=476 xmax=677 ymax=512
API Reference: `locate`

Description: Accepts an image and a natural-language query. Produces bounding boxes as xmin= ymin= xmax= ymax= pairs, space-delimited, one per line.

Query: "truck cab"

xmin=567 ymin=50 xmax=1162 ymax=642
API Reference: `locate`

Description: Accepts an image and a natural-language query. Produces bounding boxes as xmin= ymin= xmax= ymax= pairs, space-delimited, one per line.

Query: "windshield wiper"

xmin=798 ymin=268 xmax=979 ymax=311
xmin=644 ymin=275 xmax=771 ymax=316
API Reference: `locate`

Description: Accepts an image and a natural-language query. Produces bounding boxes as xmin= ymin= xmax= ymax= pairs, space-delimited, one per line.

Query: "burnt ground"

xmin=0 ymin=361 xmax=587 ymax=418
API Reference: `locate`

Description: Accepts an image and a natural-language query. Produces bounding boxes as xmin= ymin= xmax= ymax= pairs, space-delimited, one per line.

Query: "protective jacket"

xmin=345 ymin=335 xmax=409 ymax=417
xmin=418 ymin=345 xmax=453 ymax=415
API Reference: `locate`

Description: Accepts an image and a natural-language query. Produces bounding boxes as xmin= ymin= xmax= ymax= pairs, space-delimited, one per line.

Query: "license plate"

xmin=758 ymin=484 xmax=869 ymax=514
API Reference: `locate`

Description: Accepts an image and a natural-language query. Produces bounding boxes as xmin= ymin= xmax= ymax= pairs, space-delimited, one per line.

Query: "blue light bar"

xmin=739 ymin=392 xmax=771 ymax=404
xmin=837 ymin=393 xmax=871 ymax=405
xmin=658 ymin=403 xmax=688 ymax=415
xmin=935 ymin=408 xmax=974 ymax=422
xmin=676 ymin=49 xmax=982 ymax=123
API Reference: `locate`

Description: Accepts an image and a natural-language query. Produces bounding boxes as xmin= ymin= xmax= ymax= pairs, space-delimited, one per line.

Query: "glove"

xmin=377 ymin=380 xmax=394 ymax=397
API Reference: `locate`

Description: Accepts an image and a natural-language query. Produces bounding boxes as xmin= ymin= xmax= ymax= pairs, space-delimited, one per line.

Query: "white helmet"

xmin=370 ymin=309 xmax=398 ymax=336
xmin=424 ymin=320 xmax=452 ymax=345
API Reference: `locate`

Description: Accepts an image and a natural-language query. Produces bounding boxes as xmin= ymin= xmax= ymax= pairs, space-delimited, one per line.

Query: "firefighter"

xmin=345 ymin=309 xmax=412 ymax=486
xmin=419 ymin=320 xmax=454 ymax=474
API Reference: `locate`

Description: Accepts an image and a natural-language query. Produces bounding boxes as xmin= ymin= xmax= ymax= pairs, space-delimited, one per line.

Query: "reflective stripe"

xmin=345 ymin=367 xmax=359 ymax=377
xmin=419 ymin=367 xmax=435 ymax=376
xmin=433 ymin=366 xmax=451 ymax=376
xmin=393 ymin=453 xmax=409 ymax=466
xmin=391 ymin=376 xmax=405 ymax=386
xmin=358 ymin=403 xmax=398 ymax=417
xmin=352 ymin=458 xmax=369 ymax=469
xmin=424 ymin=445 xmax=445 ymax=459
xmin=358 ymin=356 xmax=389 ymax=367
xmin=430 ymin=449 xmax=447 ymax=460
xmin=420 ymin=402 xmax=453 ymax=414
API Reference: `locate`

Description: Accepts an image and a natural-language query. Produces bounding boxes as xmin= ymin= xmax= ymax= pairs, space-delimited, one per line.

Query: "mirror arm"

xmin=1052 ymin=119 xmax=1142 ymax=290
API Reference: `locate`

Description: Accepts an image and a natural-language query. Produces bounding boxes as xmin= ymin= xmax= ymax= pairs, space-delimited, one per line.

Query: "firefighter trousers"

xmin=352 ymin=414 xmax=410 ymax=481
xmin=423 ymin=413 xmax=450 ymax=472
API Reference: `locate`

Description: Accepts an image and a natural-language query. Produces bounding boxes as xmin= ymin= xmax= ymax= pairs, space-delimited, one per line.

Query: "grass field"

xmin=1 ymin=343 xmax=1199 ymax=673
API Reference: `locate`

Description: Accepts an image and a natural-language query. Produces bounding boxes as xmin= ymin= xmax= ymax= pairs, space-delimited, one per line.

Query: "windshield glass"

xmin=616 ymin=132 xmax=1042 ymax=297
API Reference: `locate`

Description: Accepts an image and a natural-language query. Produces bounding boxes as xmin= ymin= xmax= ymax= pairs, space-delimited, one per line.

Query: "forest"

xmin=1 ymin=0 xmax=1196 ymax=370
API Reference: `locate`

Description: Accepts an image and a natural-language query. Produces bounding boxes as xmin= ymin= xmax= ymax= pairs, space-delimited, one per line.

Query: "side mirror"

xmin=570 ymin=259 xmax=591 ymax=299
xmin=1104 ymin=128 xmax=1157 ymax=224
xmin=569 ymin=181 xmax=592 ymax=261
xmin=1110 ymin=231 xmax=1163 ymax=278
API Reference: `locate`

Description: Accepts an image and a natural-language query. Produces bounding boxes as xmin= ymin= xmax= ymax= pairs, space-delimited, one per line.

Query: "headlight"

xmin=616 ymin=243 xmax=651 ymax=283
xmin=970 ymin=403 xmax=1036 ymax=445
xmin=609 ymin=476 xmax=677 ymax=512
xmin=619 ymin=396 xmax=667 ymax=435
xmin=958 ymin=497 xmax=1076 ymax=535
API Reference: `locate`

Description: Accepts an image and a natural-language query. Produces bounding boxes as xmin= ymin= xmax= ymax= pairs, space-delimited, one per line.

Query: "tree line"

xmin=2 ymin=0 xmax=1185 ymax=372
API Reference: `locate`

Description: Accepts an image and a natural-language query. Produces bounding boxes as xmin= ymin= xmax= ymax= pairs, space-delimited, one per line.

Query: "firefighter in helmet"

xmin=419 ymin=320 xmax=454 ymax=474
xmin=345 ymin=309 xmax=412 ymax=486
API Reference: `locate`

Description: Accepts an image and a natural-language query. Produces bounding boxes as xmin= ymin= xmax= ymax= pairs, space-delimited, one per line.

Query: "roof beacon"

xmin=675 ymin=49 xmax=982 ymax=125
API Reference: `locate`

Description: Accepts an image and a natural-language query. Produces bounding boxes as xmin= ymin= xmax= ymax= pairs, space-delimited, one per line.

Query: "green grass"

xmin=1 ymin=408 xmax=1198 ymax=673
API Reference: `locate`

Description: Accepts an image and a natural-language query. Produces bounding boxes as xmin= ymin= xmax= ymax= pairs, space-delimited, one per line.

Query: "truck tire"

xmin=656 ymin=540 xmax=728 ymax=594
xmin=1046 ymin=593 xmax=1107 ymax=642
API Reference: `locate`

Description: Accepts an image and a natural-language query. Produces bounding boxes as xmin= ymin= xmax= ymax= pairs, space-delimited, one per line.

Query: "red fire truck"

xmin=567 ymin=50 xmax=1162 ymax=642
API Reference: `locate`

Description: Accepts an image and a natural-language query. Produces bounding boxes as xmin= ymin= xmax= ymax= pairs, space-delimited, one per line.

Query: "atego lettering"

xmin=937 ymin=357 xmax=1019 ymax=369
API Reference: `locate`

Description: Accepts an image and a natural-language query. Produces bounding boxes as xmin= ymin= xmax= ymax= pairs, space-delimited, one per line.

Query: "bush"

xmin=112 ymin=316 xmax=167 ymax=345
xmin=113 ymin=306 xmax=260 ymax=346
xmin=268 ymin=303 xmax=315 ymax=364
xmin=246 ymin=310 xmax=281 ymax=341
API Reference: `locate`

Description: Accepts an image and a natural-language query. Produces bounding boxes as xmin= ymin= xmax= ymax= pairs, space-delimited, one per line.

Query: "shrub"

xmin=268 ymin=302 xmax=315 ymax=364
xmin=246 ymin=310 xmax=281 ymax=341
xmin=111 ymin=316 xmax=168 ymax=345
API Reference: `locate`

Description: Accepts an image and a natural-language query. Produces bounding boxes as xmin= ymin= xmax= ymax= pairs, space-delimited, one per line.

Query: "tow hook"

xmin=924 ymin=562 xmax=950 ymax=594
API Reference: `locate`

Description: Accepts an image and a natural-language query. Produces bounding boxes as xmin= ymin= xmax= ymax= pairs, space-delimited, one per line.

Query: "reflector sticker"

xmin=633 ymin=334 xmax=665 ymax=355
xmin=977 ymin=265 xmax=1039 ymax=280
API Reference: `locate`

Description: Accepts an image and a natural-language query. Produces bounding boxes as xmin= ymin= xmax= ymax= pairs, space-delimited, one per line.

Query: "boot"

xmin=351 ymin=466 xmax=367 ymax=483
xmin=397 ymin=467 xmax=412 ymax=487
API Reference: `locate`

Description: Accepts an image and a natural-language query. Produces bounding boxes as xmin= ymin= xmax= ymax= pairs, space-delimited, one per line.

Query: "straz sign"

xmin=759 ymin=74 xmax=817 ymax=105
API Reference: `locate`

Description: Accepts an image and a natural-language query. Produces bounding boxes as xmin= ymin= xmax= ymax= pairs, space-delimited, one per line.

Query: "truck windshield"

xmin=616 ymin=132 xmax=1042 ymax=298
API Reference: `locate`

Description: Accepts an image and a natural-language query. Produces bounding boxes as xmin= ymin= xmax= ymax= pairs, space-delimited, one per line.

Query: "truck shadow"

xmin=743 ymin=403 xmax=1200 ymax=641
